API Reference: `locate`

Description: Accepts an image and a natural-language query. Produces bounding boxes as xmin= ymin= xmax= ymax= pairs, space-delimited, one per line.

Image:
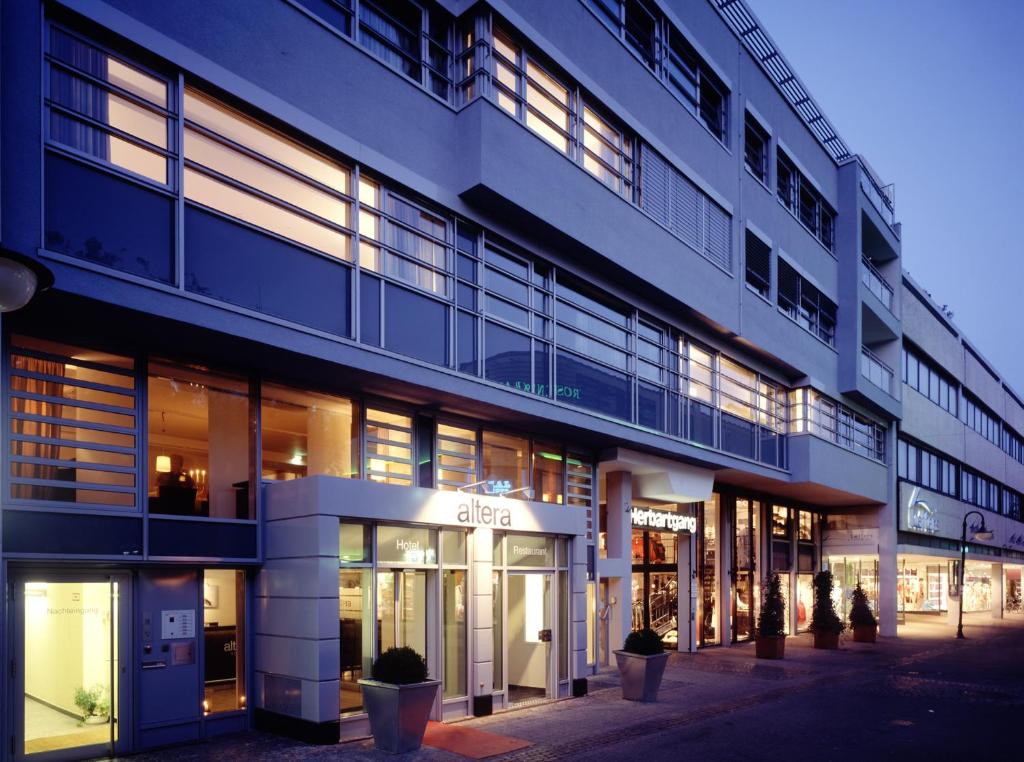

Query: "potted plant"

xmin=849 ymin=583 xmax=878 ymax=643
xmin=614 ymin=628 xmax=669 ymax=702
xmin=73 ymin=685 xmax=110 ymax=725
xmin=358 ymin=646 xmax=440 ymax=754
xmin=755 ymin=573 xmax=786 ymax=659
xmin=809 ymin=570 xmax=845 ymax=649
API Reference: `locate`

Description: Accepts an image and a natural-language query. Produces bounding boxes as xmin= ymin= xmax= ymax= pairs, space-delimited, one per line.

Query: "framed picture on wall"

xmin=203 ymin=581 xmax=219 ymax=609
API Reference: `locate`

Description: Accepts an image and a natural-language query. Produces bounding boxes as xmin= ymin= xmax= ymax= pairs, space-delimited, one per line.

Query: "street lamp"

xmin=956 ymin=510 xmax=994 ymax=639
xmin=0 ymin=246 xmax=53 ymax=312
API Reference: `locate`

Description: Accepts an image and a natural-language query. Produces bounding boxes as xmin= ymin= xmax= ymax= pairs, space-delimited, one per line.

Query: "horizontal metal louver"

xmin=777 ymin=259 xmax=800 ymax=308
xmin=639 ymin=142 xmax=732 ymax=271
xmin=744 ymin=231 xmax=771 ymax=295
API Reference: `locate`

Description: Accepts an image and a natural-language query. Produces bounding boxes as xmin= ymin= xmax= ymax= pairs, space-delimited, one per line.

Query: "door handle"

xmin=141 ymin=661 xmax=167 ymax=670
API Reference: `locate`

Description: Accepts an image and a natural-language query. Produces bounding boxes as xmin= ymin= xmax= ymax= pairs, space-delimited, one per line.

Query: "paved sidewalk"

xmin=126 ymin=618 xmax=1024 ymax=761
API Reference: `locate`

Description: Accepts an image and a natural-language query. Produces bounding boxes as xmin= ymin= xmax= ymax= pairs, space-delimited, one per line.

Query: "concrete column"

xmin=677 ymin=531 xmax=696 ymax=652
xmin=471 ymin=528 xmax=494 ymax=698
xmin=604 ymin=471 xmax=632 ymax=651
xmin=991 ymin=563 xmax=1003 ymax=620
xmin=718 ymin=497 xmax=732 ymax=647
xmin=571 ymin=538 xmax=589 ymax=679
xmin=877 ymin=499 xmax=899 ymax=637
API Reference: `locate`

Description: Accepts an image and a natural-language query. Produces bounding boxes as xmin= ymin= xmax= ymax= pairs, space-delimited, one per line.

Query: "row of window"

xmin=789 ymin=388 xmax=886 ymax=463
xmin=776 ymin=149 xmax=835 ymax=252
xmin=41 ymin=22 xmax=792 ymax=470
xmin=903 ymin=345 xmax=1024 ymax=464
xmin=898 ymin=436 xmax=1023 ymax=521
xmin=585 ymin=0 xmax=728 ymax=143
xmin=777 ymin=260 xmax=837 ymax=346
xmin=7 ymin=335 xmax=594 ymax=515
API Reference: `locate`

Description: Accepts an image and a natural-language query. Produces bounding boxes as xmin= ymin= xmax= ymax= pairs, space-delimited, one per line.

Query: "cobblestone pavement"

xmin=123 ymin=617 xmax=1024 ymax=762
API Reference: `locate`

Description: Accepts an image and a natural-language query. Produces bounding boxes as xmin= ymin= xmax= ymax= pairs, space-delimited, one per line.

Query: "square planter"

xmin=755 ymin=635 xmax=785 ymax=659
xmin=358 ymin=679 xmax=440 ymax=754
xmin=615 ymin=650 xmax=669 ymax=702
xmin=853 ymin=624 xmax=877 ymax=643
xmin=812 ymin=631 xmax=840 ymax=650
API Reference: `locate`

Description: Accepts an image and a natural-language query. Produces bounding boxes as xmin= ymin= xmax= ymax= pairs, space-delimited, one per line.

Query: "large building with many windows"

xmin=0 ymin=0 xmax=1018 ymax=759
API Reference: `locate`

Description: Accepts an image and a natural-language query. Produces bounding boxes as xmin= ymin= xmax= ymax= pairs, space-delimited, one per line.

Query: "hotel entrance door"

xmin=11 ymin=572 xmax=130 ymax=761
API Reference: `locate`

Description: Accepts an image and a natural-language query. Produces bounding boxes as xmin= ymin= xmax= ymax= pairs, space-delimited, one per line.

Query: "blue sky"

xmin=745 ymin=0 xmax=1024 ymax=393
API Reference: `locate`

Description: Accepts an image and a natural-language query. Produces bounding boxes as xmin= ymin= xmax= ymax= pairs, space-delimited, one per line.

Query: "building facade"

xmin=1 ymin=1 xmax=1013 ymax=760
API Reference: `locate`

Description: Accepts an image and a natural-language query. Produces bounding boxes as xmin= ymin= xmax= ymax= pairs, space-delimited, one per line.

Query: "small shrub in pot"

xmin=359 ymin=647 xmax=439 ymax=754
xmin=849 ymin=583 xmax=878 ymax=643
xmin=755 ymin=573 xmax=787 ymax=659
xmin=809 ymin=571 xmax=844 ymax=649
xmin=615 ymin=628 xmax=669 ymax=702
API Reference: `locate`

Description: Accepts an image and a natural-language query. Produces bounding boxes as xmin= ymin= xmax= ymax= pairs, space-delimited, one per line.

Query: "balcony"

xmin=861 ymin=256 xmax=894 ymax=313
xmin=861 ymin=346 xmax=895 ymax=397
xmin=857 ymin=157 xmax=896 ymax=228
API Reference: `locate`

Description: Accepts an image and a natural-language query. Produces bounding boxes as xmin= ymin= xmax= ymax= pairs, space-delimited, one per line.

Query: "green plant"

xmin=371 ymin=646 xmax=429 ymax=685
xmin=756 ymin=573 xmax=786 ymax=638
xmin=73 ymin=685 xmax=109 ymax=717
xmin=848 ymin=583 xmax=877 ymax=628
xmin=622 ymin=628 xmax=664 ymax=655
xmin=809 ymin=571 xmax=845 ymax=635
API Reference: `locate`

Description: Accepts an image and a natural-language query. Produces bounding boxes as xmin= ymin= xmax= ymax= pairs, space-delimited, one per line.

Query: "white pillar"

xmin=471 ymin=528 xmax=494 ymax=700
xmin=677 ymin=531 xmax=696 ymax=652
xmin=605 ymin=471 xmax=632 ymax=650
xmin=718 ymin=498 xmax=732 ymax=647
xmin=991 ymin=563 xmax=1003 ymax=620
xmin=877 ymin=503 xmax=899 ymax=637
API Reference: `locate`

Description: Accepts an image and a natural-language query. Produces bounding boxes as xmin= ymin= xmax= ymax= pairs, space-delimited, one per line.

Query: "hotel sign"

xmin=631 ymin=506 xmax=696 ymax=533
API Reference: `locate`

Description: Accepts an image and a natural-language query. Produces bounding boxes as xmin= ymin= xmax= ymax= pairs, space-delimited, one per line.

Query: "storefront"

xmin=629 ymin=503 xmax=696 ymax=650
xmin=258 ymin=474 xmax=588 ymax=740
xmin=1005 ymin=565 xmax=1024 ymax=615
xmin=827 ymin=555 xmax=880 ymax=621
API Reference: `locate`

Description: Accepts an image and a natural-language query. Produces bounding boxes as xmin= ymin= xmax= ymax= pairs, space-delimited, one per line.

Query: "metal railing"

xmin=857 ymin=157 xmax=896 ymax=227
xmin=861 ymin=256 xmax=894 ymax=312
xmin=861 ymin=346 xmax=895 ymax=397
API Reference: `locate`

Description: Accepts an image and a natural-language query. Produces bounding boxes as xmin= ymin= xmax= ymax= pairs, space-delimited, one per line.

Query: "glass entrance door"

xmin=377 ymin=570 xmax=429 ymax=658
xmin=14 ymin=573 xmax=129 ymax=761
xmin=506 ymin=573 xmax=551 ymax=706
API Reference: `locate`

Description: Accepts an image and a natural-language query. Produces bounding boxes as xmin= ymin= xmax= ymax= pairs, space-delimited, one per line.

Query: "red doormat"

xmin=423 ymin=721 xmax=533 ymax=759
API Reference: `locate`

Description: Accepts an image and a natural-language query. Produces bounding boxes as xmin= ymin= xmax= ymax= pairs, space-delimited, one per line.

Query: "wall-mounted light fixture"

xmin=0 ymin=246 xmax=54 ymax=312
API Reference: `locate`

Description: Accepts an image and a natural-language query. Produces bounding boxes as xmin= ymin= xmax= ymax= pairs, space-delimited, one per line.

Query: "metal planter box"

xmin=614 ymin=650 xmax=669 ymax=702
xmin=358 ymin=679 xmax=440 ymax=754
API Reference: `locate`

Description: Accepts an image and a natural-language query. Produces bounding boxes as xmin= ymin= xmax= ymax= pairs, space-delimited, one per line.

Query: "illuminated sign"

xmin=906 ymin=487 xmax=939 ymax=534
xmin=486 ymin=479 xmax=513 ymax=495
xmin=456 ymin=497 xmax=513 ymax=528
xmin=631 ymin=507 xmax=696 ymax=533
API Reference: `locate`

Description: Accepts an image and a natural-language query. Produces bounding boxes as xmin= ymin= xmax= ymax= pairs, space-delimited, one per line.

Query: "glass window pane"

xmin=506 ymin=534 xmax=555 ymax=567
xmin=482 ymin=432 xmax=529 ymax=494
xmin=339 ymin=522 xmax=372 ymax=563
xmin=340 ymin=567 xmax=373 ymax=713
xmin=443 ymin=569 xmax=467 ymax=698
xmin=203 ymin=569 xmax=246 ymax=714
xmin=532 ymin=445 xmax=563 ymax=504
xmin=376 ymin=525 xmax=437 ymax=565
xmin=261 ymin=384 xmax=359 ymax=481
xmin=148 ymin=360 xmax=251 ymax=519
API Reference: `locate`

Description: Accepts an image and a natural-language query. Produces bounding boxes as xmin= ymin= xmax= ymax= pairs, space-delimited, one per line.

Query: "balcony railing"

xmin=861 ymin=346 xmax=895 ymax=397
xmin=789 ymin=387 xmax=886 ymax=463
xmin=861 ymin=256 xmax=894 ymax=312
xmin=857 ymin=157 xmax=896 ymax=227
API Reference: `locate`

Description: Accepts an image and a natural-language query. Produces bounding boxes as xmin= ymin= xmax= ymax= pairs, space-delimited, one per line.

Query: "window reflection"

xmin=481 ymin=432 xmax=529 ymax=493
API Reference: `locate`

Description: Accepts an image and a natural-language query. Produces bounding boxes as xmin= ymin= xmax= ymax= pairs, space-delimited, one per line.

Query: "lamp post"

xmin=956 ymin=510 xmax=994 ymax=639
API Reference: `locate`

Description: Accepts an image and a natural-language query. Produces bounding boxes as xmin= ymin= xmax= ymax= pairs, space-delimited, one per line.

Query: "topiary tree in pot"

xmin=809 ymin=571 xmax=844 ymax=649
xmin=755 ymin=573 xmax=787 ymax=659
xmin=849 ymin=583 xmax=878 ymax=643
xmin=358 ymin=646 xmax=440 ymax=753
xmin=615 ymin=628 xmax=669 ymax=702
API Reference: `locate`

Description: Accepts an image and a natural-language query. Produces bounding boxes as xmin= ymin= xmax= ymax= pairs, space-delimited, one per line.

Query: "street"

xmin=129 ymin=617 xmax=1024 ymax=762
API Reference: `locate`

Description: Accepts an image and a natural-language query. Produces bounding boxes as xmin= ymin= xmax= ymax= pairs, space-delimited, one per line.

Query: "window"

xmin=203 ymin=569 xmax=246 ymax=714
xmin=1003 ymin=427 xmax=1024 ymax=465
xmin=184 ymin=88 xmax=352 ymax=260
xmin=771 ymin=505 xmax=791 ymax=570
xmin=744 ymin=230 xmax=771 ymax=299
xmin=44 ymin=26 xmax=175 ymax=283
xmin=789 ymin=388 xmax=885 ymax=462
xmin=1004 ymin=489 xmax=1022 ymax=521
xmin=581 ymin=104 xmax=635 ymax=199
xmin=260 ymin=384 xmax=359 ymax=480
xmin=897 ymin=438 xmax=957 ymax=497
xmin=744 ymin=113 xmax=769 ymax=184
xmin=365 ymin=408 xmax=414 ymax=486
xmin=435 ymin=423 xmax=478 ymax=491
xmin=8 ymin=336 xmax=138 ymax=509
xmin=901 ymin=345 xmax=957 ymax=416
xmin=777 ymin=260 xmax=836 ymax=345
xmin=638 ymin=143 xmax=732 ymax=270
xmin=776 ymin=149 xmax=835 ymax=251
xmin=148 ymin=360 xmax=252 ymax=519
xmin=961 ymin=468 xmax=1000 ymax=512
xmin=961 ymin=393 xmax=1000 ymax=446
xmin=481 ymin=432 xmax=529 ymax=494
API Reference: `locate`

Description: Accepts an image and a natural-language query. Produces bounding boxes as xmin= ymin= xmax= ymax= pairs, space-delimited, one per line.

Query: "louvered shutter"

xmin=639 ymin=144 xmax=670 ymax=229
xmin=704 ymin=200 xmax=731 ymax=269
xmin=744 ymin=231 xmax=770 ymax=296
